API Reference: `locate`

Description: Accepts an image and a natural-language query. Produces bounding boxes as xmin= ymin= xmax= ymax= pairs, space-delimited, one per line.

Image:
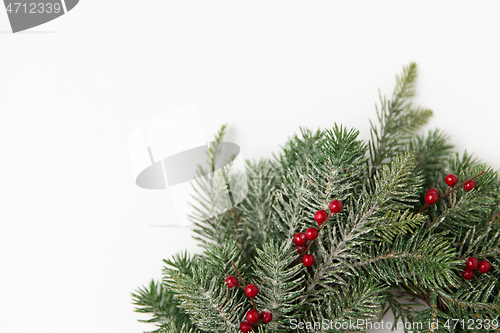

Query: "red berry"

xmin=246 ymin=309 xmax=260 ymax=324
xmin=445 ymin=174 xmax=458 ymax=187
xmin=303 ymin=254 xmax=315 ymax=267
xmin=462 ymin=268 xmax=474 ymax=280
xmin=225 ymin=275 xmax=239 ymax=289
xmin=478 ymin=260 xmax=491 ymax=273
xmin=261 ymin=309 xmax=273 ymax=323
xmin=427 ymin=188 xmax=439 ymax=195
xmin=245 ymin=284 xmax=259 ymax=298
xmin=305 ymin=227 xmax=318 ymax=240
xmin=466 ymin=257 xmax=479 ymax=270
xmin=314 ymin=210 xmax=329 ymax=224
xmin=425 ymin=192 xmax=439 ymax=205
xmin=296 ymin=245 xmax=306 ymax=254
xmin=240 ymin=321 xmax=252 ymax=333
xmin=329 ymin=200 xmax=343 ymax=214
xmin=293 ymin=232 xmax=307 ymax=246
xmin=464 ymin=180 xmax=476 ymax=192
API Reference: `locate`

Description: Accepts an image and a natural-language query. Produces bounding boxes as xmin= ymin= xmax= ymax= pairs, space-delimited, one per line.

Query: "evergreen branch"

xmin=407 ymin=129 xmax=454 ymax=189
xmin=236 ymin=160 xmax=280 ymax=256
xmin=303 ymin=154 xmax=422 ymax=297
xmin=369 ymin=63 xmax=433 ymax=176
xmin=356 ymin=231 xmax=461 ymax=291
xmin=373 ymin=209 xmax=426 ymax=243
xmin=207 ymin=124 xmax=227 ymax=173
xmin=272 ymin=167 xmax=310 ymax=240
xmin=253 ymin=240 xmax=305 ymax=332
xmin=163 ymin=242 xmax=248 ymax=332
xmin=307 ymin=276 xmax=388 ymax=331
xmin=274 ymin=127 xmax=323 ymax=172
xmin=132 ymin=280 xmax=193 ymax=331
xmin=134 ymin=64 xmax=500 ymax=331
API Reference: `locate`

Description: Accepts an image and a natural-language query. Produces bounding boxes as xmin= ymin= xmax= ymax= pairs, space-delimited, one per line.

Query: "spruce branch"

xmin=134 ymin=63 xmax=500 ymax=332
xmin=369 ymin=62 xmax=433 ymax=177
xmin=356 ymin=231 xmax=461 ymax=291
xmin=307 ymin=276 xmax=388 ymax=329
xmin=132 ymin=280 xmax=193 ymax=332
xmin=407 ymin=129 xmax=453 ymax=189
xmin=253 ymin=240 xmax=305 ymax=332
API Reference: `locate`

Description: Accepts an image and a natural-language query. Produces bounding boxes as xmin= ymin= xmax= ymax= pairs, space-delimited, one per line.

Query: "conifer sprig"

xmin=133 ymin=63 xmax=500 ymax=333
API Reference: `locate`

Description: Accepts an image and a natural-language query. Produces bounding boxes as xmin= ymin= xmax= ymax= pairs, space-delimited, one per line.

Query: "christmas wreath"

xmin=132 ymin=63 xmax=500 ymax=333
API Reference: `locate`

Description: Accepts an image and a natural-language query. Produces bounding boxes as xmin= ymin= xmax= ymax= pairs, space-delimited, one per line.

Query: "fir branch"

xmin=307 ymin=276 xmax=388 ymax=331
xmin=356 ymin=231 xmax=461 ymax=291
xmin=207 ymin=124 xmax=227 ymax=174
xmin=188 ymin=124 xmax=242 ymax=250
xmin=253 ymin=239 xmax=305 ymax=332
xmin=300 ymin=124 xmax=367 ymax=214
xmin=163 ymin=242 xmax=248 ymax=333
xmin=273 ymin=125 xmax=366 ymax=242
xmin=303 ymin=154 xmax=423 ymax=298
xmin=373 ymin=210 xmax=426 ymax=243
xmin=369 ymin=63 xmax=433 ymax=177
xmin=132 ymin=280 xmax=193 ymax=332
xmin=274 ymin=127 xmax=323 ymax=172
xmin=134 ymin=63 xmax=500 ymax=331
xmin=235 ymin=159 xmax=280 ymax=256
xmin=407 ymin=129 xmax=453 ymax=189
xmin=272 ymin=167 xmax=309 ymax=240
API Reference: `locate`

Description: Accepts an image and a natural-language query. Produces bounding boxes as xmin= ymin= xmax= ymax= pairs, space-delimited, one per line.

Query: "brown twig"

xmin=231 ymin=260 xmax=257 ymax=311
xmin=417 ymin=171 xmax=486 ymax=214
xmin=231 ymin=261 xmax=246 ymax=286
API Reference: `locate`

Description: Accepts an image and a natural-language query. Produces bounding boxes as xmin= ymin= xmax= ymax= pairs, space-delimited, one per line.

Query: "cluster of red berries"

xmin=225 ymin=274 xmax=272 ymax=332
xmin=461 ymin=257 xmax=492 ymax=280
xmin=293 ymin=199 xmax=343 ymax=267
xmin=424 ymin=173 xmax=477 ymax=205
xmin=239 ymin=309 xmax=273 ymax=333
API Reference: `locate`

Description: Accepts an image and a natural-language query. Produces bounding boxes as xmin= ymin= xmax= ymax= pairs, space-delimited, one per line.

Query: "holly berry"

xmin=245 ymin=284 xmax=259 ymax=298
xmin=478 ymin=260 xmax=491 ymax=273
xmin=427 ymin=188 xmax=439 ymax=195
xmin=314 ymin=210 xmax=329 ymax=224
xmin=464 ymin=180 xmax=476 ymax=192
xmin=246 ymin=309 xmax=260 ymax=324
xmin=462 ymin=268 xmax=474 ymax=280
xmin=293 ymin=232 xmax=307 ymax=246
xmin=329 ymin=200 xmax=343 ymax=214
xmin=445 ymin=174 xmax=458 ymax=187
xmin=305 ymin=227 xmax=318 ymax=240
xmin=466 ymin=257 xmax=479 ymax=270
xmin=240 ymin=321 xmax=252 ymax=333
xmin=425 ymin=191 xmax=439 ymax=205
xmin=225 ymin=275 xmax=239 ymax=289
xmin=261 ymin=309 xmax=273 ymax=323
xmin=303 ymin=254 xmax=315 ymax=267
xmin=296 ymin=245 xmax=306 ymax=254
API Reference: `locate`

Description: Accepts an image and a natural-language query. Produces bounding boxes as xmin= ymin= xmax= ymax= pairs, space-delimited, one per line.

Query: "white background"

xmin=1 ymin=1 xmax=500 ymax=332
